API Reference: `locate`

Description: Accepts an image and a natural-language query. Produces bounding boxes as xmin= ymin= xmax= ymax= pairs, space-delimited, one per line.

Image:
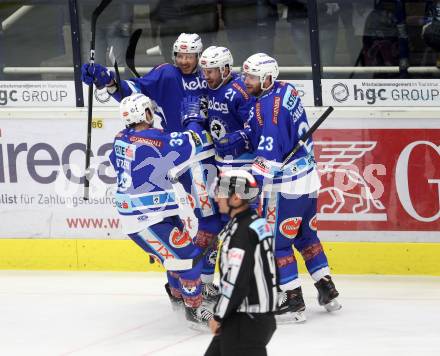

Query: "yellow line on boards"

xmin=0 ymin=239 xmax=439 ymax=275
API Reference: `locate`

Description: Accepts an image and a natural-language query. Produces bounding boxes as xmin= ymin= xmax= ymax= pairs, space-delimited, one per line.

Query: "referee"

xmin=205 ymin=170 xmax=277 ymax=356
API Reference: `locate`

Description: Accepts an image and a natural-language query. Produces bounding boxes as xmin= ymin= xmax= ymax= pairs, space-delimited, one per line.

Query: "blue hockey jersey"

xmin=245 ymin=81 xmax=320 ymax=194
xmin=205 ymin=73 xmax=255 ymax=170
xmin=109 ymin=124 xmax=213 ymax=234
xmin=168 ymin=124 xmax=218 ymax=221
xmin=112 ymin=63 xmax=207 ymax=132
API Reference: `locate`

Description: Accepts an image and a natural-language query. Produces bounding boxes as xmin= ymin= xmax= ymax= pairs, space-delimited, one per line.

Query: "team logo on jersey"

xmin=210 ymin=118 xmax=226 ymax=140
xmin=169 ymin=227 xmax=192 ymax=248
xmin=208 ymin=250 xmax=218 ymax=266
xmin=279 ymin=217 xmax=302 ymax=238
xmin=309 ymin=214 xmax=318 ymax=231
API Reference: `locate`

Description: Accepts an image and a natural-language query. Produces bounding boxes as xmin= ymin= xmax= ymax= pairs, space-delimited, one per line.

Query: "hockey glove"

xmin=214 ymin=130 xmax=250 ymax=158
xmin=81 ymin=63 xmax=115 ymax=89
xmin=181 ymin=96 xmax=205 ymax=128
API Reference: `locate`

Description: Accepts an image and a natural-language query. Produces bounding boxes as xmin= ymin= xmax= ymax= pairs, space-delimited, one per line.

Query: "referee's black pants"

xmin=204 ymin=312 xmax=276 ymax=356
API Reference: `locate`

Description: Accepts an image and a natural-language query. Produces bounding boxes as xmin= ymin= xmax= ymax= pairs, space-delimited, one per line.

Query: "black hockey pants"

xmin=204 ymin=312 xmax=276 ymax=356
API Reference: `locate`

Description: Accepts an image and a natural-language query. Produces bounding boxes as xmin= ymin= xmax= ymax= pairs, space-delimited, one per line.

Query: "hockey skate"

xmin=202 ymin=282 xmax=220 ymax=304
xmin=314 ymin=275 xmax=342 ymax=312
xmin=275 ymin=287 xmax=307 ymax=324
xmin=164 ymin=283 xmax=184 ymax=312
xmin=185 ymin=303 xmax=214 ymax=331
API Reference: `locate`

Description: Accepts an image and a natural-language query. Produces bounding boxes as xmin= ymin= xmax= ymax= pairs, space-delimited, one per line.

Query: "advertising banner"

xmin=0 ymin=81 xmax=76 ymax=107
xmin=315 ymin=130 xmax=440 ymax=236
xmin=82 ymin=81 xmax=316 ymax=107
xmin=0 ymin=116 xmax=439 ymax=241
xmin=323 ymin=79 xmax=440 ymax=106
xmin=0 ymin=80 xmax=313 ymax=109
xmin=0 ymin=116 xmax=121 ymax=238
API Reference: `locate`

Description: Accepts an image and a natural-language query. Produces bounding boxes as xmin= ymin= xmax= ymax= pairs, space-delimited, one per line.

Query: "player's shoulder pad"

xmin=153 ymin=62 xmax=173 ymax=71
xmin=249 ymin=218 xmax=273 ymax=241
xmin=150 ymin=63 xmax=177 ymax=76
xmin=281 ymin=83 xmax=299 ymax=111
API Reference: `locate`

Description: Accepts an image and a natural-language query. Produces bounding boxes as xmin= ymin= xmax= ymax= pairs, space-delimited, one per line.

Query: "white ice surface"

xmin=0 ymin=271 xmax=439 ymax=356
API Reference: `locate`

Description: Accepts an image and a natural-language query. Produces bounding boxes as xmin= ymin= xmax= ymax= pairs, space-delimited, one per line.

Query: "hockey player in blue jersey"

xmin=215 ymin=53 xmax=341 ymax=323
xmin=198 ymin=46 xmax=255 ymax=171
xmin=167 ymin=96 xmax=224 ymax=304
xmin=83 ymin=32 xmax=221 ymax=298
xmin=81 ymin=33 xmax=207 ymax=132
xmin=109 ymin=93 xmax=217 ymax=328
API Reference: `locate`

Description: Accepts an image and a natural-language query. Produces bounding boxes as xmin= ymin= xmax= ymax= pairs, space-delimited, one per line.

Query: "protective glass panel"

xmin=0 ymin=1 xmax=73 ymax=80
xmin=319 ymin=0 xmax=440 ymax=79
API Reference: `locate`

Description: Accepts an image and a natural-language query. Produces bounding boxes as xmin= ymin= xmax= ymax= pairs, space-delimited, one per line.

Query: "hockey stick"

xmin=109 ymin=46 xmax=123 ymax=98
xmin=126 ymin=28 xmax=142 ymax=78
xmin=84 ymin=0 xmax=112 ymax=200
xmin=280 ymin=106 xmax=334 ymax=169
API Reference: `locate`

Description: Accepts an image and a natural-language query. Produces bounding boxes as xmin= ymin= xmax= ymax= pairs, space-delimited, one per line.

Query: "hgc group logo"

xmin=331 ymin=83 xmax=350 ymax=103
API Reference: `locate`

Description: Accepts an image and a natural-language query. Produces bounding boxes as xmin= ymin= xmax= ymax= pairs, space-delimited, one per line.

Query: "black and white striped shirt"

xmin=214 ymin=208 xmax=278 ymax=322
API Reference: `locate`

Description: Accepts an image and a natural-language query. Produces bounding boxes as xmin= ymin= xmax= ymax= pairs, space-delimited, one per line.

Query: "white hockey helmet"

xmin=119 ymin=93 xmax=154 ymax=127
xmin=242 ymin=53 xmax=279 ymax=91
xmin=210 ymin=169 xmax=259 ymax=202
xmin=173 ymin=33 xmax=203 ymax=59
xmin=199 ymin=46 xmax=233 ymax=71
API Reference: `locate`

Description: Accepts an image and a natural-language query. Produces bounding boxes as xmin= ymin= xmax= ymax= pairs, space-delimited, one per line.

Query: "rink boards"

xmin=0 ymin=107 xmax=439 ymax=274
